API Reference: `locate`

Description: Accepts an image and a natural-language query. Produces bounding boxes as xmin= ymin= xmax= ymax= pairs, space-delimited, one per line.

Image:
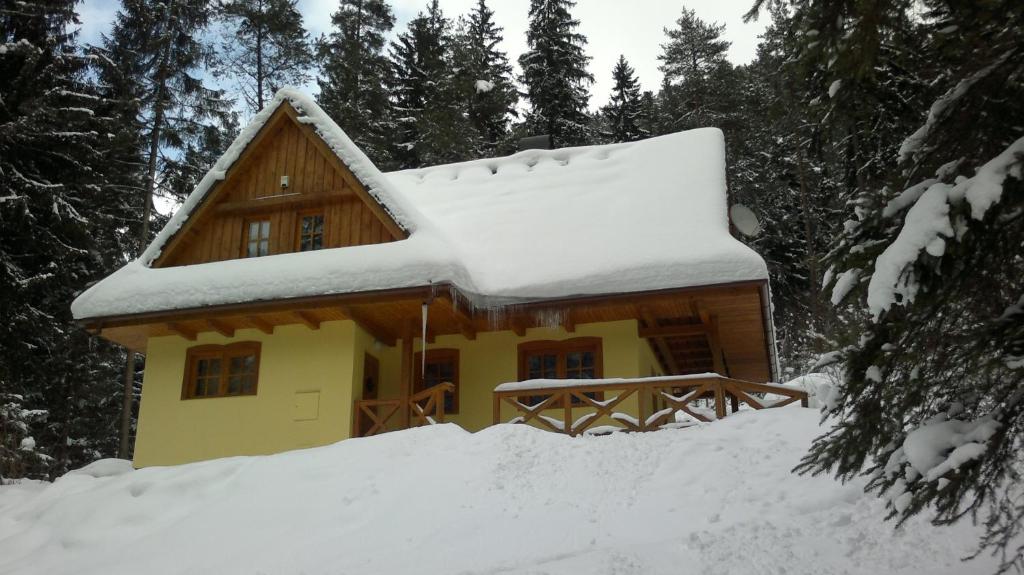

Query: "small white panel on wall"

xmin=291 ymin=390 xmax=320 ymax=421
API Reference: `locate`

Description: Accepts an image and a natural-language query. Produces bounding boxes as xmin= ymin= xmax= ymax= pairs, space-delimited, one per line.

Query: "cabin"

xmin=72 ymin=89 xmax=805 ymax=468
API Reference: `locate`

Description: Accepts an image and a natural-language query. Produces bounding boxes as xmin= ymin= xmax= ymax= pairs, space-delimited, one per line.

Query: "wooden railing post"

xmin=434 ymin=385 xmax=445 ymax=423
xmin=714 ymin=380 xmax=727 ymax=419
xmin=399 ymin=323 xmax=415 ymax=430
xmin=563 ymin=391 xmax=572 ymax=436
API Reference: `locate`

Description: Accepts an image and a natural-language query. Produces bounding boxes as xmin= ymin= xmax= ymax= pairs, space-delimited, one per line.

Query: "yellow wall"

xmin=133 ymin=320 xmax=361 ymax=467
xmin=134 ymin=318 xmax=659 ymax=467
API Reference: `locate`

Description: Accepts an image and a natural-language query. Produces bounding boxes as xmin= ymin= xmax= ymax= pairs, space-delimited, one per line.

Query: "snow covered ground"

xmin=0 ymin=409 xmax=1004 ymax=575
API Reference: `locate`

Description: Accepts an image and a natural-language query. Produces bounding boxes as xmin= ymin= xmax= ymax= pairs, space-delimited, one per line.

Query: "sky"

xmin=77 ymin=0 xmax=767 ymax=111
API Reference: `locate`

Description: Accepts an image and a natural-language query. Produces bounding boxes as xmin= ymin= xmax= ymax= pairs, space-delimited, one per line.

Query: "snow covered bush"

xmin=0 ymin=392 xmax=50 ymax=483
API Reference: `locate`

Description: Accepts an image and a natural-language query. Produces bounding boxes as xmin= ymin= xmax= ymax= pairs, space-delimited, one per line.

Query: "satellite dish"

xmin=730 ymin=204 xmax=761 ymax=237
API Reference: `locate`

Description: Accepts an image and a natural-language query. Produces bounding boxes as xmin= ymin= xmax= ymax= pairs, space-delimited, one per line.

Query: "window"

xmin=414 ymin=349 xmax=459 ymax=414
xmin=297 ymin=213 xmax=324 ymax=252
xmin=517 ymin=338 xmax=603 ymax=405
xmin=182 ymin=343 xmax=261 ymax=399
xmin=245 ymin=220 xmax=271 ymax=257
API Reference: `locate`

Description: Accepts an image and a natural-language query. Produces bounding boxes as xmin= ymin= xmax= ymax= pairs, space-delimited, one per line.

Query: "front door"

xmin=359 ymin=353 xmax=380 ymax=436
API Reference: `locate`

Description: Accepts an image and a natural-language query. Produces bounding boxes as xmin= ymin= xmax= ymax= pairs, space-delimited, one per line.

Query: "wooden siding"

xmin=158 ymin=106 xmax=398 ymax=268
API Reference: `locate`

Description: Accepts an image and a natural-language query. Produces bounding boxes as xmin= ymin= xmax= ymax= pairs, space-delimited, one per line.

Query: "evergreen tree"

xmin=452 ymin=0 xmax=518 ymax=157
xmin=636 ymin=90 xmax=661 ymax=138
xmin=164 ymin=113 xmax=240 ymax=200
xmin=601 ymin=55 xmax=646 ymax=143
xmin=518 ymin=0 xmax=594 ymax=147
xmin=97 ymin=0 xmax=231 ymax=456
xmin=741 ymin=0 xmax=1024 ymax=569
xmin=723 ymin=8 xmax=844 ymax=365
xmin=0 ymin=0 xmax=137 ymax=479
xmin=389 ymin=0 xmax=474 ymax=168
xmin=215 ymin=0 xmax=314 ymax=113
xmin=657 ymin=8 xmax=733 ymax=130
xmin=317 ymin=0 xmax=396 ymax=168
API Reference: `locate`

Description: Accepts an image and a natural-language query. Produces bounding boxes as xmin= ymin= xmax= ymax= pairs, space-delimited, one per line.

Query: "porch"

xmin=353 ymin=374 xmax=808 ymax=438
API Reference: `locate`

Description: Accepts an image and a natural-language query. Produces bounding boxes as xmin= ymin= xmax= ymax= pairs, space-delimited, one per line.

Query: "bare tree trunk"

xmin=117 ymin=351 xmax=134 ymax=458
xmin=256 ymin=0 xmax=265 ymax=111
xmin=796 ymin=139 xmax=820 ymax=332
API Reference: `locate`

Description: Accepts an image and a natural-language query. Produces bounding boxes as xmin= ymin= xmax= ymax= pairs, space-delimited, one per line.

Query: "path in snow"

xmin=0 ymin=409 xmax=1004 ymax=575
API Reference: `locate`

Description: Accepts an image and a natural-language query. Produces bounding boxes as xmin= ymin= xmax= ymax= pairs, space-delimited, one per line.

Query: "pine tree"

xmin=452 ymin=0 xmax=518 ymax=157
xmin=721 ymin=8 xmax=843 ymax=366
xmin=601 ymin=55 xmax=646 ymax=143
xmin=317 ymin=0 xmax=396 ymax=168
xmin=0 ymin=0 xmax=138 ymax=479
xmin=389 ymin=0 xmax=474 ymax=168
xmin=215 ymin=0 xmax=314 ymax=113
xmin=741 ymin=0 xmax=1024 ymax=569
xmin=518 ymin=0 xmax=594 ymax=147
xmin=657 ymin=8 xmax=733 ymax=130
xmin=164 ymin=113 xmax=240 ymax=200
xmin=97 ymin=0 xmax=231 ymax=457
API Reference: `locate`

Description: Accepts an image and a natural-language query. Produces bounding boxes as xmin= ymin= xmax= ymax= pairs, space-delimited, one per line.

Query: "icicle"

xmin=421 ymin=282 xmax=432 ymax=379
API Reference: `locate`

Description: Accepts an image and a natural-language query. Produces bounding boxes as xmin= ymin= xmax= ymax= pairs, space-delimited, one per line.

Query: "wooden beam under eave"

xmin=458 ymin=322 xmax=477 ymax=341
xmin=246 ymin=315 xmax=275 ymax=335
xmin=639 ymin=308 xmax=680 ymax=375
xmin=338 ymin=306 xmax=397 ymax=346
xmin=206 ymin=318 xmax=235 ymax=338
xmin=214 ymin=191 xmax=351 ymax=216
xmin=166 ymin=322 xmax=197 ymax=341
xmin=562 ymin=311 xmax=576 ymax=333
xmin=439 ymin=295 xmax=477 ymax=341
xmin=510 ymin=317 xmax=527 ymax=337
xmin=637 ymin=324 xmax=709 ymax=339
xmin=293 ymin=310 xmax=321 ymax=330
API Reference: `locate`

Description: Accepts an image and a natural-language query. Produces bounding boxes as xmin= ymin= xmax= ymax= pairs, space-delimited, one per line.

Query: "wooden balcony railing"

xmin=492 ymin=374 xmax=808 ymax=437
xmin=353 ymin=382 xmax=455 ymax=438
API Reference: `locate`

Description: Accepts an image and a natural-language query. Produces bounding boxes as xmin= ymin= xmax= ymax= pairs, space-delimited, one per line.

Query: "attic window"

xmin=245 ymin=220 xmax=271 ymax=257
xmin=298 ymin=213 xmax=324 ymax=252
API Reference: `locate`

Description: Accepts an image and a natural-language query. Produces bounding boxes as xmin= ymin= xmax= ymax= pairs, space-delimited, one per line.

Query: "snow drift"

xmin=0 ymin=409 xmax=999 ymax=575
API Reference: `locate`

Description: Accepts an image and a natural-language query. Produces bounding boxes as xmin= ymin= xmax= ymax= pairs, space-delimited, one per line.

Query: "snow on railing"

xmin=492 ymin=375 xmax=808 ymax=436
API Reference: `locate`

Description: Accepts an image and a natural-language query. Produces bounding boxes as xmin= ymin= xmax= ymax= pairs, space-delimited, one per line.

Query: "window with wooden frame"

xmin=297 ymin=212 xmax=325 ymax=252
xmin=517 ymin=337 xmax=604 ymax=405
xmin=244 ymin=219 xmax=271 ymax=257
xmin=182 ymin=342 xmax=261 ymax=399
xmin=413 ymin=348 xmax=459 ymax=414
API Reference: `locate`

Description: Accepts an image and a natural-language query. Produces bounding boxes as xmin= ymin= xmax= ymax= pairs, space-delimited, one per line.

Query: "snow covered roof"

xmin=71 ymin=89 xmax=768 ymax=321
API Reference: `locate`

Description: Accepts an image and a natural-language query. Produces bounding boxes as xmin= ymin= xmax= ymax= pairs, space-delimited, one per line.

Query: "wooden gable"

xmin=155 ymin=102 xmax=405 ymax=268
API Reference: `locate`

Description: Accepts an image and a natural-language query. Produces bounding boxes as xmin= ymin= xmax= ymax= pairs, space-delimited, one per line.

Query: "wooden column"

xmin=399 ymin=319 xmax=416 ymax=430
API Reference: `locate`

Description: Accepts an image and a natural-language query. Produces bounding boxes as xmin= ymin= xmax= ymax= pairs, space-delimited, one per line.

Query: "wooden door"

xmin=362 ymin=353 xmax=379 ymax=400
xmin=359 ymin=354 xmax=380 ymax=437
